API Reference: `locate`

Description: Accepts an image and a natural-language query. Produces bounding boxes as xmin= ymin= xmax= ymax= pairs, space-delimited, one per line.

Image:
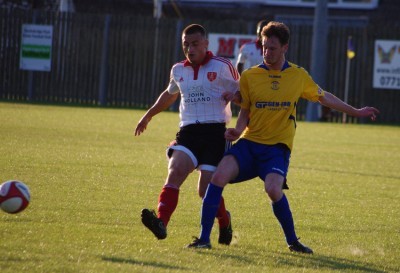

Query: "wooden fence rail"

xmin=0 ymin=9 xmax=399 ymax=124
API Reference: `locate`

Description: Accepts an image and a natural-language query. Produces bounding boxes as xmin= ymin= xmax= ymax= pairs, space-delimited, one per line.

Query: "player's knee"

xmin=210 ymin=171 xmax=228 ymax=187
xmin=265 ymin=183 xmax=283 ymax=202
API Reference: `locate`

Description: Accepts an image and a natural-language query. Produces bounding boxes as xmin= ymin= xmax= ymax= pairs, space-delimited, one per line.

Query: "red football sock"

xmin=216 ymin=196 xmax=230 ymax=228
xmin=157 ymin=185 xmax=179 ymax=227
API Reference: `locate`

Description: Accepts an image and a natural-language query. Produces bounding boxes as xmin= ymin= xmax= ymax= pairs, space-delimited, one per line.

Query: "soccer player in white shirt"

xmin=236 ymin=20 xmax=269 ymax=74
xmin=135 ymin=24 xmax=239 ymax=245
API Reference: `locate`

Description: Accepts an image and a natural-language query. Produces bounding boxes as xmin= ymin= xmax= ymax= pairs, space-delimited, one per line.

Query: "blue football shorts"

xmin=226 ymin=138 xmax=291 ymax=183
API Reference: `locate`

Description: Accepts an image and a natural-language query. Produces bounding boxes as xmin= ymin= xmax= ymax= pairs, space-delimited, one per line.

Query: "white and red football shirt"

xmin=167 ymin=51 xmax=239 ymax=127
xmin=236 ymin=39 xmax=263 ymax=71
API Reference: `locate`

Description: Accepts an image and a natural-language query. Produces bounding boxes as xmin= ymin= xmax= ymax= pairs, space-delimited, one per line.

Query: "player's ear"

xmin=205 ymin=39 xmax=209 ymax=49
xmin=283 ymin=44 xmax=289 ymax=54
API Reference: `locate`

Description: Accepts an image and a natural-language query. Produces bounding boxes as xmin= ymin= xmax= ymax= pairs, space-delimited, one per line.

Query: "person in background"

xmin=236 ymin=19 xmax=269 ymax=74
xmin=187 ymin=21 xmax=379 ymax=252
xmin=135 ymin=24 xmax=239 ymax=245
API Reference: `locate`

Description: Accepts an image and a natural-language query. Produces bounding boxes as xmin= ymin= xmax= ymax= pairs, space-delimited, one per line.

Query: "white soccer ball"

xmin=0 ymin=180 xmax=30 ymax=214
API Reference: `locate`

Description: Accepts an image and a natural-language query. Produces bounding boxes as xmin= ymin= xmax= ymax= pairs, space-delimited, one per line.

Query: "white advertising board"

xmin=20 ymin=24 xmax=53 ymax=71
xmin=373 ymin=40 xmax=400 ymax=90
xmin=208 ymin=33 xmax=255 ymax=65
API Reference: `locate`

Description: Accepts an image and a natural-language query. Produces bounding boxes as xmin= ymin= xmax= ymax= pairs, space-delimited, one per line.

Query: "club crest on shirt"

xmin=271 ymin=81 xmax=279 ymax=90
xmin=207 ymin=72 xmax=217 ymax=82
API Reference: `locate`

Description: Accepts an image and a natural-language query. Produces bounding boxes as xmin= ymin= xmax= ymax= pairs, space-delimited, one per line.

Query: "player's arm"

xmin=221 ymin=59 xmax=241 ymax=105
xmin=236 ymin=63 xmax=244 ymax=75
xmin=135 ymin=90 xmax=179 ymax=136
xmin=236 ymin=47 xmax=247 ymax=75
xmin=222 ymin=91 xmax=242 ymax=106
xmin=318 ymin=91 xmax=379 ymax=121
xmin=225 ymin=108 xmax=249 ymax=141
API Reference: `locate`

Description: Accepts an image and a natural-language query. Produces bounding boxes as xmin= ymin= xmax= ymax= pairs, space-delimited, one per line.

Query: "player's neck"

xmin=265 ymin=57 xmax=286 ymax=71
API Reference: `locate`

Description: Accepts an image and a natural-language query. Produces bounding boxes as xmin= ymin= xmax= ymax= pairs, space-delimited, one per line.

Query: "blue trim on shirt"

xmin=258 ymin=60 xmax=291 ymax=71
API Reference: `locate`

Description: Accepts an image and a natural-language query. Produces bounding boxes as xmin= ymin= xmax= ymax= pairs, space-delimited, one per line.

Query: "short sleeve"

xmin=221 ymin=59 xmax=240 ymax=94
xmin=167 ymin=69 xmax=179 ymax=94
xmin=300 ymin=69 xmax=325 ymax=102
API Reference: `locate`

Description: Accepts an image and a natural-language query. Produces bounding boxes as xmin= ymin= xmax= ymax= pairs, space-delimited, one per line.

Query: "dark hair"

xmin=261 ymin=21 xmax=290 ymax=45
xmin=256 ymin=20 xmax=269 ymax=37
xmin=182 ymin=24 xmax=207 ymax=38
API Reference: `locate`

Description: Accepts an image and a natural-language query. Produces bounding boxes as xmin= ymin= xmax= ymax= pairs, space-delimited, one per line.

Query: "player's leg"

xmin=265 ymin=172 xmax=297 ymax=242
xmin=159 ymin=149 xmax=195 ymax=224
xmin=142 ymin=149 xmax=195 ymax=240
xmin=251 ymin=143 xmax=312 ymax=253
xmin=187 ymin=155 xmax=238 ymax=248
xmin=263 ymin=155 xmax=313 ymax=254
xmin=198 ymin=170 xmax=232 ymax=245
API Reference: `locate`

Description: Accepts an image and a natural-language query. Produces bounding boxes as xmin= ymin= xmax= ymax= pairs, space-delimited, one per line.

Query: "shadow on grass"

xmin=189 ymin=248 xmax=255 ymax=264
xmin=101 ymin=256 xmax=188 ymax=271
xmin=278 ymin=252 xmax=390 ymax=273
xmin=195 ymin=247 xmax=390 ymax=272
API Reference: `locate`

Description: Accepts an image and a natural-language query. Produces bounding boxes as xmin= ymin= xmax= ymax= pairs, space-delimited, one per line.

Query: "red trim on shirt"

xmin=212 ymin=56 xmax=240 ymax=80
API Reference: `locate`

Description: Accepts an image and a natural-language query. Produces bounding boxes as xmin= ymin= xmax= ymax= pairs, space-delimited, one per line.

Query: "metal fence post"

xmin=306 ymin=0 xmax=328 ymax=121
xmin=27 ymin=10 xmax=38 ymax=101
xmin=98 ymin=14 xmax=111 ymax=106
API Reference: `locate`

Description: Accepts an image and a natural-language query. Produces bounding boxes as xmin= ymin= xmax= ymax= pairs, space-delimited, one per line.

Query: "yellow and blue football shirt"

xmin=240 ymin=61 xmax=324 ymax=151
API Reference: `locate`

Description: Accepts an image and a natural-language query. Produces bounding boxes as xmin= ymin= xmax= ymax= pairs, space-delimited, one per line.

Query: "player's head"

xmin=182 ymin=24 xmax=209 ymax=65
xmin=261 ymin=21 xmax=290 ymax=46
xmin=256 ymin=20 xmax=269 ymax=40
xmin=261 ymin=21 xmax=290 ymax=66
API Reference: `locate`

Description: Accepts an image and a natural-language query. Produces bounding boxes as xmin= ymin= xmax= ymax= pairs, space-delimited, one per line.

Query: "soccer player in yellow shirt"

xmin=187 ymin=21 xmax=379 ymax=253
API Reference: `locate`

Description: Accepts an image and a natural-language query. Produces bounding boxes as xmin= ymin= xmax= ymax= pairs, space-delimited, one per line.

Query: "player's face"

xmin=182 ymin=32 xmax=208 ymax=65
xmin=262 ymin=36 xmax=288 ymax=69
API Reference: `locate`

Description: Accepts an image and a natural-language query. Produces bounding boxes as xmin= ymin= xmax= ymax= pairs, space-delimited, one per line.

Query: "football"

xmin=0 ymin=180 xmax=30 ymax=214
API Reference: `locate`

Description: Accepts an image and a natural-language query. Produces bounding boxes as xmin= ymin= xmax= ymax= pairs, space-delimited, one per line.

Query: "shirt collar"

xmin=183 ymin=51 xmax=213 ymax=67
xmin=258 ymin=60 xmax=291 ymax=71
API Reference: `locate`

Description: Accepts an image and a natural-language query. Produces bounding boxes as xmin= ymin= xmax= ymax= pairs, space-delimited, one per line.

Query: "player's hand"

xmin=225 ymin=128 xmax=242 ymax=141
xmin=222 ymin=91 xmax=242 ymax=105
xmin=222 ymin=91 xmax=234 ymax=104
xmin=134 ymin=116 xmax=151 ymax=136
xmin=356 ymin=107 xmax=380 ymax=121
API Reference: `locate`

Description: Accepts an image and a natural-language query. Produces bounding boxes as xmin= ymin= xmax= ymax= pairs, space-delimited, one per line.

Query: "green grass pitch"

xmin=0 ymin=102 xmax=399 ymax=273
